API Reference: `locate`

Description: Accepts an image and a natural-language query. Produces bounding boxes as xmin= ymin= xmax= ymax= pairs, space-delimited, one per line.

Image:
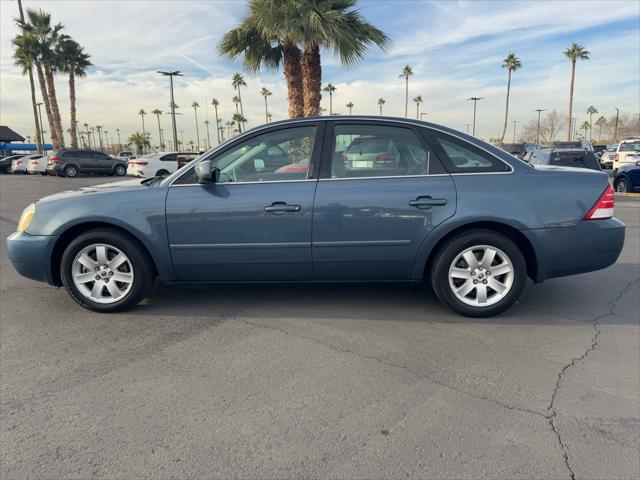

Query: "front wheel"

xmin=114 ymin=164 xmax=126 ymax=176
xmin=430 ymin=230 xmax=526 ymax=317
xmin=60 ymin=229 xmax=155 ymax=312
xmin=615 ymin=177 xmax=630 ymax=193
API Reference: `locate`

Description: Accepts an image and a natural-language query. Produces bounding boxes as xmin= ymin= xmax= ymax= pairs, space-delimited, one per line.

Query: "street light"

xmin=467 ymin=97 xmax=484 ymax=136
xmin=533 ymin=109 xmax=546 ymax=145
xmin=157 ymin=70 xmax=183 ymax=155
xmin=614 ymin=107 xmax=620 ymax=141
xmin=512 ymin=120 xmax=519 ymax=143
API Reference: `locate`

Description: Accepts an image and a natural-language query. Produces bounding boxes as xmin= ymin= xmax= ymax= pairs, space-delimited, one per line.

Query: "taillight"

xmin=615 ymin=153 xmax=619 ymax=162
xmin=129 ymin=161 xmax=148 ymax=166
xmin=50 ymin=156 xmax=60 ymax=163
xmin=375 ymin=153 xmax=396 ymax=164
xmin=15 ymin=160 xmax=23 ymax=165
xmin=584 ymin=184 xmax=615 ymax=220
xmin=30 ymin=160 xmax=38 ymax=164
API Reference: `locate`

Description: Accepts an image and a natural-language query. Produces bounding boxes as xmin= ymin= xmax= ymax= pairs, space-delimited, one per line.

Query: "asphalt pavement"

xmin=1 ymin=174 xmax=638 ymax=479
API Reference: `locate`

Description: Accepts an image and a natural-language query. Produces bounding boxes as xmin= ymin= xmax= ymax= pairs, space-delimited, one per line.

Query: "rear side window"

xmin=161 ymin=153 xmax=177 ymax=162
xmin=434 ymin=136 xmax=510 ymax=173
xmin=550 ymin=151 xmax=601 ymax=170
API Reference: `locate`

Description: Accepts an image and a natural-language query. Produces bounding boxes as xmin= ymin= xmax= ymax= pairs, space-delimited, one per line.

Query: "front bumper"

xmin=523 ymin=218 xmax=625 ymax=282
xmin=6 ymin=231 xmax=59 ymax=285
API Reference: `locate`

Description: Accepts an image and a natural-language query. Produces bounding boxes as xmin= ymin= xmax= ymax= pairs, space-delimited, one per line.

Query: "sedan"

xmin=6 ymin=116 xmax=625 ymax=317
xmin=0 ymin=154 xmax=26 ymax=174
xmin=11 ymin=154 xmax=43 ymax=174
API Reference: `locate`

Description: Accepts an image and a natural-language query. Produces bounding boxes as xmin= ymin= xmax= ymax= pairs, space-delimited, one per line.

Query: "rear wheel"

xmin=615 ymin=177 xmax=630 ymax=193
xmin=64 ymin=165 xmax=78 ymax=178
xmin=430 ymin=230 xmax=526 ymax=317
xmin=60 ymin=229 xmax=155 ymax=312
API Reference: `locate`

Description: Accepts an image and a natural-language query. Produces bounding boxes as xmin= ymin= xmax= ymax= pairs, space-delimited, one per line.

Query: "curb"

xmin=615 ymin=193 xmax=640 ymax=198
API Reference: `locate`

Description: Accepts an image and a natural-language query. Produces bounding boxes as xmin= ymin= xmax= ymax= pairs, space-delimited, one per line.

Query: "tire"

xmin=41 ymin=172 xmax=48 ymax=176
xmin=114 ymin=164 xmax=126 ymax=176
xmin=615 ymin=177 xmax=630 ymax=193
xmin=60 ymin=228 xmax=155 ymax=312
xmin=64 ymin=165 xmax=78 ymax=178
xmin=430 ymin=230 xmax=527 ymax=317
xmin=156 ymin=169 xmax=169 ymax=177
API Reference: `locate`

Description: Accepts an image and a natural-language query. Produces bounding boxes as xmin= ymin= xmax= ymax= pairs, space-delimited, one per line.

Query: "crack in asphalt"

xmin=546 ymin=276 xmax=640 ymax=480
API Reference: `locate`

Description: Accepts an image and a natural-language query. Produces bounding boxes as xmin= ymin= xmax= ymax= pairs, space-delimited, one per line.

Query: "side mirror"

xmin=195 ymin=160 xmax=220 ymax=184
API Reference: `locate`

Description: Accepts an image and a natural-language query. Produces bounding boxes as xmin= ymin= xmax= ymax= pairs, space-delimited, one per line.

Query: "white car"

xmin=127 ymin=151 xmax=180 ymax=178
xmin=26 ymin=154 xmax=49 ymax=175
xmin=613 ymin=138 xmax=640 ymax=172
xmin=600 ymin=144 xmax=618 ymax=169
xmin=11 ymin=154 xmax=44 ymax=174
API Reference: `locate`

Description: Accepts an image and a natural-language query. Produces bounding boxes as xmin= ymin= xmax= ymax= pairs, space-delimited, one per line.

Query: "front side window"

xmin=434 ymin=136 xmax=510 ymax=173
xmin=330 ymin=125 xmax=433 ymax=178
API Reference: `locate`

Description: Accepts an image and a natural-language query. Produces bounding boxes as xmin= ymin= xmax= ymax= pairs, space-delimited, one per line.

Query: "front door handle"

xmin=409 ymin=197 xmax=447 ymax=209
xmin=264 ymin=202 xmax=302 ymax=214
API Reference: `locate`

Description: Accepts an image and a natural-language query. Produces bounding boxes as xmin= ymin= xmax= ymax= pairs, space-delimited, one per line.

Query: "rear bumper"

xmin=6 ymin=232 xmax=59 ymax=285
xmin=523 ymin=218 xmax=625 ymax=282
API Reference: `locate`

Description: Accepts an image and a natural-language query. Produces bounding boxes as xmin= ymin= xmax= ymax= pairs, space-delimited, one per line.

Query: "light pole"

xmin=614 ymin=108 xmax=620 ymax=141
xmin=512 ymin=120 xmax=519 ymax=143
xmin=179 ymin=130 xmax=184 ymax=148
xmin=570 ymin=117 xmax=577 ymax=140
xmin=467 ymin=97 xmax=484 ymax=136
xmin=116 ymin=129 xmax=122 ymax=151
xmin=533 ymin=109 xmax=546 ymax=145
xmin=36 ymin=102 xmax=46 ymax=149
xmin=157 ymin=71 xmax=183 ymax=156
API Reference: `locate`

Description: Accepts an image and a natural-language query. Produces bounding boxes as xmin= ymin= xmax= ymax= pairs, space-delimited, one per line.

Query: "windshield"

xmin=619 ymin=142 xmax=640 ymax=152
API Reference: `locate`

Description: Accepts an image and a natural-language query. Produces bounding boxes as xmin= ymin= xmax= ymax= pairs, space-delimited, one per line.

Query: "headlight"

xmin=17 ymin=203 xmax=36 ymax=233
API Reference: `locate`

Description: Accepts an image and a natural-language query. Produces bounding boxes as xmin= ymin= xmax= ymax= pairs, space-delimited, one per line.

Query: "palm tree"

xmin=204 ymin=119 xmax=211 ymax=149
xmin=225 ymin=120 xmax=233 ymax=138
xmin=399 ymin=65 xmax=413 ymax=118
xmin=260 ymin=87 xmax=272 ymax=123
xmin=564 ymin=43 xmax=590 ymax=140
xmin=191 ymin=101 xmax=200 ymax=150
xmin=83 ymin=122 xmax=91 ymax=148
xmin=580 ymin=121 xmax=590 ymax=139
xmin=231 ymin=73 xmax=246 ymax=124
xmin=232 ymin=113 xmax=246 ymax=134
xmin=413 ymin=95 xmax=423 ymax=119
xmin=232 ymin=96 xmax=240 ymax=114
xmin=322 ymin=83 xmax=336 ymax=115
xmin=595 ymin=115 xmax=607 ymax=142
xmin=56 ymin=36 xmax=91 ymax=148
xmin=378 ymin=97 xmax=385 ymax=115
xmin=219 ymin=0 xmax=389 ymax=118
xmin=95 ymin=125 xmax=104 ymax=150
xmin=211 ymin=98 xmax=221 ymax=143
xmin=499 ymin=53 xmax=522 ymax=143
xmin=152 ymin=109 xmax=163 ymax=149
xmin=138 ymin=108 xmax=147 ymax=139
xmin=14 ymin=8 xmax=65 ymax=148
xmin=127 ymin=132 xmax=150 ymax=154
xmin=586 ymin=105 xmax=598 ymax=142
xmin=346 ymin=101 xmax=354 ymax=115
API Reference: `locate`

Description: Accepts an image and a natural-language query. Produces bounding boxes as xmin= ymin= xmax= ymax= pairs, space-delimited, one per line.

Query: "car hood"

xmin=36 ymin=178 xmax=153 ymax=204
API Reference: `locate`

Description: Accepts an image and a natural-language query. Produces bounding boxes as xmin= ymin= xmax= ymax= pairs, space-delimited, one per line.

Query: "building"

xmin=0 ymin=126 xmax=52 ymax=154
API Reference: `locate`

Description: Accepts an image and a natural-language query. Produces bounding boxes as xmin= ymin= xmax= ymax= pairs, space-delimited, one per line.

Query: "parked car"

xmin=11 ymin=154 xmax=44 ymax=174
xmin=26 ymin=154 xmax=49 ymax=175
xmin=613 ymin=138 xmax=640 ymax=172
xmin=0 ymin=154 xmax=26 ymax=174
xmin=613 ymin=161 xmax=640 ymax=193
xmin=117 ymin=151 xmax=136 ymax=160
xmin=600 ymin=144 xmax=618 ymax=169
xmin=552 ymin=140 xmax=594 ymax=152
xmin=45 ymin=149 xmax=128 ymax=177
xmin=6 ymin=117 xmax=624 ymax=317
xmin=500 ymin=142 xmax=539 ymax=160
xmin=127 ymin=152 xmax=182 ymax=178
xmin=592 ymin=144 xmax=607 ymax=157
xmin=176 ymin=153 xmax=200 ymax=169
xmin=527 ymin=148 xmax=601 ymax=171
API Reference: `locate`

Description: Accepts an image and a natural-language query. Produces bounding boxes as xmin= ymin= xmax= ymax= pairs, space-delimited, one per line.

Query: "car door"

xmin=94 ymin=152 xmax=113 ymax=172
xmin=312 ymin=121 xmax=456 ymax=280
xmin=166 ymin=123 xmax=322 ymax=282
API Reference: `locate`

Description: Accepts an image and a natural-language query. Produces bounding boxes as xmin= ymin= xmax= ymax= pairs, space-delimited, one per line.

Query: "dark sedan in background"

xmin=614 ymin=161 xmax=640 ymax=193
xmin=46 ymin=149 xmax=128 ymax=177
xmin=7 ymin=117 xmax=624 ymax=317
xmin=525 ymin=148 xmax=602 ymax=170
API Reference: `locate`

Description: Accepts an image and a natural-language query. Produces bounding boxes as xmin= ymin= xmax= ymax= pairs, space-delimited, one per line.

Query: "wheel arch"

xmin=50 ymin=221 xmax=159 ymax=286
xmin=417 ymin=220 xmax=538 ymax=282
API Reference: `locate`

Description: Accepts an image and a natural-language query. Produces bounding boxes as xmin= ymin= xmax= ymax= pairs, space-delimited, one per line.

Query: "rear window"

xmin=550 ymin=151 xmax=601 ymax=170
xmin=345 ymin=138 xmax=390 ymax=154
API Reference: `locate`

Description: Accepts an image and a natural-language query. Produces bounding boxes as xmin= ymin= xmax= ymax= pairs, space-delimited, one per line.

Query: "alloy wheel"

xmin=71 ymin=243 xmax=134 ymax=304
xmin=448 ymin=245 xmax=514 ymax=307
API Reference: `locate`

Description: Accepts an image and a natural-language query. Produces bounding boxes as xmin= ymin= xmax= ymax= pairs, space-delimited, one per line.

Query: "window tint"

xmin=550 ymin=151 xmax=601 ymax=170
xmin=161 ymin=153 xmax=177 ymax=162
xmin=175 ymin=126 xmax=317 ymax=184
xmin=434 ymin=136 xmax=509 ymax=173
xmin=331 ymin=125 xmax=433 ymax=178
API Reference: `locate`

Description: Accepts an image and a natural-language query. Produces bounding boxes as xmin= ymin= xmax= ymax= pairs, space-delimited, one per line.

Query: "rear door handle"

xmin=264 ymin=202 xmax=302 ymax=214
xmin=409 ymin=197 xmax=447 ymax=209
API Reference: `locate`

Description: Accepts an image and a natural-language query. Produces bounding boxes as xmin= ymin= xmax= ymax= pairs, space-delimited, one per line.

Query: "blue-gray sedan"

xmin=6 ymin=117 xmax=625 ymax=317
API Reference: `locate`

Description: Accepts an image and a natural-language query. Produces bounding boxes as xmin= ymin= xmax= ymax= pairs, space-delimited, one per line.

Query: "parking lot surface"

xmin=1 ymin=175 xmax=639 ymax=479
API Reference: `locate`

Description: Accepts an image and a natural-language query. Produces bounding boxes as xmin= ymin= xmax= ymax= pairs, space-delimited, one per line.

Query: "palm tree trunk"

xmin=68 ymin=71 xmax=79 ymax=148
xmin=156 ymin=115 xmax=162 ymax=149
xmin=329 ymin=93 xmax=333 ymax=115
xmin=589 ymin=113 xmax=593 ymax=142
xmin=500 ymin=69 xmax=512 ymax=143
xmin=567 ymin=59 xmax=576 ymax=141
xmin=194 ymin=109 xmax=200 ymax=149
xmin=599 ymin=124 xmax=602 ymax=142
xmin=301 ymin=44 xmax=321 ymax=117
xmin=28 ymin=67 xmax=42 ymax=152
xmin=379 ymin=104 xmax=382 ymax=116
xmin=404 ymin=77 xmax=409 ymax=117
xmin=45 ymin=66 xmax=65 ymax=147
xmin=416 ymin=102 xmax=419 ymax=119
xmin=214 ymin=106 xmax=220 ymax=143
xmin=264 ymin=97 xmax=268 ymax=123
xmin=35 ymin=62 xmax=59 ymax=148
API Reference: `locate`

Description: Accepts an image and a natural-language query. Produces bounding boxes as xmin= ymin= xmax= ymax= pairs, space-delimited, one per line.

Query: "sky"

xmin=1 ymin=0 xmax=639 ymax=147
